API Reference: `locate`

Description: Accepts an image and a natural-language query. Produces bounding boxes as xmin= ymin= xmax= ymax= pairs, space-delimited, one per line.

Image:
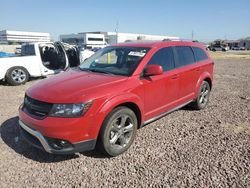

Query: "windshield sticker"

xmin=128 ymin=51 xmax=146 ymax=57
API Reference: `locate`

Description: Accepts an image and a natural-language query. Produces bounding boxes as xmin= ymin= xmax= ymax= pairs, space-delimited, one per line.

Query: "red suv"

xmin=19 ymin=40 xmax=213 ymax=156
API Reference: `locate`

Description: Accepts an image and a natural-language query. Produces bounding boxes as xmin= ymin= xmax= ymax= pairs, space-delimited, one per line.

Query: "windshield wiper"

xmin=79 ymin=67 xmax=92 ymax=72
xmin=79 ymin=67 xmax=114 ymax=75
xmin=88 ymin=68 xmax=115 ymax=75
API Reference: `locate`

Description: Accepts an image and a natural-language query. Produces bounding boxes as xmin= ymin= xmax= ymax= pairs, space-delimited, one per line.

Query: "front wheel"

xmin=5 ymin=66 xmax=29 ymax=86
xmin=191 ymin=81 xmax=211 ymax=110
xmin=98 ymin=107 xmax=138 ymax=157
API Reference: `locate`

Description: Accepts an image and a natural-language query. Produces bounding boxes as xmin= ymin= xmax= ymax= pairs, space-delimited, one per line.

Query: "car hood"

xmin=27 ymin=68 xmax=128 ymax=103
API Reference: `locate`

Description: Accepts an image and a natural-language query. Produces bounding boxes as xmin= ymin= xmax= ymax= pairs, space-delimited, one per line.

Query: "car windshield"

xmin=79 ymin=46 xmax=150 ymax=76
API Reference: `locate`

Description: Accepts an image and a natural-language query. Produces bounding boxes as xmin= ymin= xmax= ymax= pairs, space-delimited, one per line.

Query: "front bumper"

xmin=19 ymin=120 xmax=96 ymax=154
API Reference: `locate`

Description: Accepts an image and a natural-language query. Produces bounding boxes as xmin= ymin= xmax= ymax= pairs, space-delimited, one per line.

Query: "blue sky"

xmin=1 ymin=0 xmax=250 ymax=42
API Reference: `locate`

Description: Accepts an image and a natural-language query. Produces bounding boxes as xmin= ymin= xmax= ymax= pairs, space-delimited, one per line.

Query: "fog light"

xmin=46 ymin=138 xmax=72 ymax=150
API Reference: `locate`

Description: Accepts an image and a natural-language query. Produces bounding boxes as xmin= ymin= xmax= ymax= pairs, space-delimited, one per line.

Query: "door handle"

xmin=171 ymin=74 xmax=179 ymax=79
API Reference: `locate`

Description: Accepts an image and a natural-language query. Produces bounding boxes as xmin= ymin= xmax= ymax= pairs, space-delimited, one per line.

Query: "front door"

xmin=141 ymin=47 xmax=179 ymax=121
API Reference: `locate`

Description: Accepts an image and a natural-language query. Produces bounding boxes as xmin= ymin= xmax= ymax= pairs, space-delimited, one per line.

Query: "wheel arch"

xmin=195 ymin=72 xmax=213 ymax=97
xmin=204 ymin=77 xmax=212 ymax=90
xmin=5 ymin=66 xmax=30 ymax=78
xmin=94 ymin=94 xmax=144 ymax=140
xmin=116 ymin=102 xmax=142 ymax=129
xmin=4 ymin=66 xmax=30 ymax=85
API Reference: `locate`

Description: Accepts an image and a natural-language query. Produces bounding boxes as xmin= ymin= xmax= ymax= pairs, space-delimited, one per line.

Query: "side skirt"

xmin=142 ymin=100 xmax=193 ymax=126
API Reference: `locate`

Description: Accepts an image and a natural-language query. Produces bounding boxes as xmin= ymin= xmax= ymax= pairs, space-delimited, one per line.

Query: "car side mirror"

xmin=144 ymin=64 xmax=163 ymax=76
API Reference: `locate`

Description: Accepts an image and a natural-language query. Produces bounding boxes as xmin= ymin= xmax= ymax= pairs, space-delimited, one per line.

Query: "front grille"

xmin=22 ymin=95 xmax=53 ymax=119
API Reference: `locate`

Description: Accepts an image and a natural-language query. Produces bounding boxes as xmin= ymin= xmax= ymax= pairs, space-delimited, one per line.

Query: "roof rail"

xmin=162 ymin=38 xmax=199 ymax=42
xmin=162 ymin=38 xmax=180 ymax=42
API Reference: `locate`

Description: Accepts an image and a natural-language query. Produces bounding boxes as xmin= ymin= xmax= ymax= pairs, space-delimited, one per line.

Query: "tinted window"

xmin=88 ymin=38 xmax=103 ymax=41
xmin=21 ymin=45 xmax=35 ymax=56
xmin=192 ymin=47 xmax=208 ymax=62
xmin=147 ymin=47 xmax=175 ymax=71
xmin=175 ymin=46 xmax=195 ymax=67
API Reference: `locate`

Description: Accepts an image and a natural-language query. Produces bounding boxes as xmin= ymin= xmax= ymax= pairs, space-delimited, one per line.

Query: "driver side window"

xmin=147 ymin=47 xmax=175 ymax=71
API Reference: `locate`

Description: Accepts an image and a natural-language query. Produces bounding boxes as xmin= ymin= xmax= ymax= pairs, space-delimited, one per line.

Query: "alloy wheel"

xmin=109 ymin=115 xmax=134 ymax=150
xmin=199 ymin=83 xmax=209 ymax=105
xmin=11 ymin=68 xmax=27 ymax=83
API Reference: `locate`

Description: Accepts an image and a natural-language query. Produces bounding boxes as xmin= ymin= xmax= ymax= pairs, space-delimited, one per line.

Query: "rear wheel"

xmin=191 ymin=81 xmax=210 ymax=110
xmin=5 ymin=66 xmax=29 ymax=86
xmin=98 ymin=106 xmax=137 ymax=157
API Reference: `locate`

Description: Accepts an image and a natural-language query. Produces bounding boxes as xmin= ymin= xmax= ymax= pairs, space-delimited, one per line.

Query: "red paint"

xmin=144 ymin=65 xmax=163 ymax=76
xmin=19 ymin=41 xmax=214 ymax=144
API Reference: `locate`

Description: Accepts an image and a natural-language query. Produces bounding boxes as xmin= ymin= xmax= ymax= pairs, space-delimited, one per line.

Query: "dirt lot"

xmin=0 ymin=55 xmax=249 ymax=187
xmin=210 ymin=50 xmax=250 ymax=60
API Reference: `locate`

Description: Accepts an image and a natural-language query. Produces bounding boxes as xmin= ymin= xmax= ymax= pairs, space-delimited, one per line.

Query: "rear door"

xmin=142 ymin=47 xmax=180 ymax=120
xmin=39 ymin=42 xmax=69 ymax=75
xmin=54 ymin=42 xmax=69 ymax=70
xmin=173 ymin=46 xmax=198 ymax=103
xmin=60 ymin=42 xmax=81 ymax=67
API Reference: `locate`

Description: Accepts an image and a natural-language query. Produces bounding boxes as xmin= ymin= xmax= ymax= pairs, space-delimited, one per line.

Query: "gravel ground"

xmin=0 ymin=59 xmax=249 ymax=187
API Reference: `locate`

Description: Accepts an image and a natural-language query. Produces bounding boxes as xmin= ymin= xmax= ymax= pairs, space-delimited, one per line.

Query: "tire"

xmin=191 ymin=81 xmax=210 ymax=110
xmin=5 ymin=66 xmax=29 ymax=86
xmin=97 ymin=106 xmax=138 ymax=157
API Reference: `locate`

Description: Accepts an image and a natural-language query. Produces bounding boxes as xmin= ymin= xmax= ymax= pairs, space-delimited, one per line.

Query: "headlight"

xmin=49 ymin=101 xmax=93 ymax=117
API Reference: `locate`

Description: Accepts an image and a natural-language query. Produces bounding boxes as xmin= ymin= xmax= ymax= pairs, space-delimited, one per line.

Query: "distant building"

xmin=224 ymin=40 xmax=240 ymax=49
xmin=239 ymin=39 xmax=250 ymax=50
xmin=0 ymin=30 xmax=51 ymax=44
xmin=212 ymin=38 xmax=250 ymax=50
xmin=59 ymin=31 xmax=179 ymax=48
xmin=93 ymin=31 xmax=179 ymax=45
xmin=60 ymin=33 xmax=106 ymax=48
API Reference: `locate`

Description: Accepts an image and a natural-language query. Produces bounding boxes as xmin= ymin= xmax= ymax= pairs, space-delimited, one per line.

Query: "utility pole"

xmin=115 ymin=20 xmax=119 ymax=43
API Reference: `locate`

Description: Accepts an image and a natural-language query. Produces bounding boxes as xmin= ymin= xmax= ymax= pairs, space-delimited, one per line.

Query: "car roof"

xmin=113 ymin=40 xmax=206 ymax=49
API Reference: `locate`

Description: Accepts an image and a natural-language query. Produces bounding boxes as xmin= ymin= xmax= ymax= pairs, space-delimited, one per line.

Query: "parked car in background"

xmin=231 ymin=46 xmax=240 ymax=50
xmin=210 ymin=45 xmax=229 ymax=52
xmin=0 ymin=42 xmax=83 ymax=85
xmin=79 ymin=47 xmax=95 ymax=63
xmin=19 ymin=40 xmax=214 ymax=157
xmin=14 ymin=47 xmax=22 ymax=55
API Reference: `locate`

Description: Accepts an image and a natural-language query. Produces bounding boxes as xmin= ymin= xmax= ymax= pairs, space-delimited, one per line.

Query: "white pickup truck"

xmin=0 ymin=42 xmax=94 ymax=85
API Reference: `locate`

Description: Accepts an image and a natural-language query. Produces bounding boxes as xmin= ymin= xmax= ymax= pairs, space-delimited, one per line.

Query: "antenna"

xmin=192 ymin=30 xmax=194 ymax=40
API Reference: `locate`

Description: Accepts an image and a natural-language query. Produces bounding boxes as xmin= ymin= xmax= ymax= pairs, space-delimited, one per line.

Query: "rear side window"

xmin=192 ymin=47 xmax=208 ymax=62
xmin=174 ymin=46 xmax=195 ymax=67
xmin=21 ymin=45 xmax=35 ymax=56
xmin=147 ymin=47 xmax=175 ymax=71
